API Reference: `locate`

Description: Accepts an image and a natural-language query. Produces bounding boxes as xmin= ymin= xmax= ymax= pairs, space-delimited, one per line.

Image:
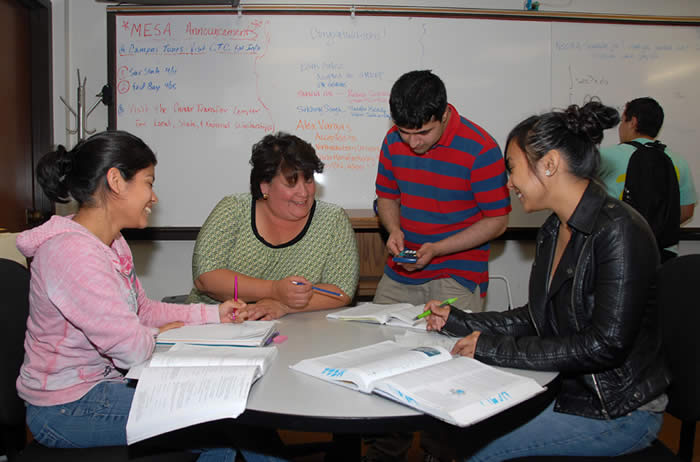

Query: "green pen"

xmin=413 ymin=297 xmax=459 ymax=321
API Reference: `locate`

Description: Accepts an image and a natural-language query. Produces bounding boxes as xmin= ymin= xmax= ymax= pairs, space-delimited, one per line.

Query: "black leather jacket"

xmin=444 ymin=182 xmax=670 ymax=419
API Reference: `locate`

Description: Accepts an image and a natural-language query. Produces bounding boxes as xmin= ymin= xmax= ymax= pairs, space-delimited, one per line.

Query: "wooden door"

xmin=0 ymin=0 xmax=33 ymax=232
xmin=0 ymin=0 xmax=53 ymax=232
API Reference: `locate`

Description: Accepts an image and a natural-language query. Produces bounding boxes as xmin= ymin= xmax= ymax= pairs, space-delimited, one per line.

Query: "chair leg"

xmin=677 ymin=420 xmax=696 ymax=462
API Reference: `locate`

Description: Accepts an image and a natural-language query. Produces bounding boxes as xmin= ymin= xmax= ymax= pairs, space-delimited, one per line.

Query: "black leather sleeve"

xmin=443 ymin=305 xmax=536 ymax=338
xmin=471 ymin=210 xmax=659 ymax=372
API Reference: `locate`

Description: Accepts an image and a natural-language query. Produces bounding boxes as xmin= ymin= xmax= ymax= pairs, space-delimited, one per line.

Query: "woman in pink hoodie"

xmin=16 ymin=131 xmax=279 ymax=462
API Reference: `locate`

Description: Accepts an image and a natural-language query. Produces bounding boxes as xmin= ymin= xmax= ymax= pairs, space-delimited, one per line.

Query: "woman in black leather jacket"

xmin=425 ymin=101 xmax=670 ymax=461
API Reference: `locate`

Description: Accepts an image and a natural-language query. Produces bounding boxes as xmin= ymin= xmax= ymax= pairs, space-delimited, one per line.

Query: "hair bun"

xmin=54 ymin=145 xmax=74 ymax=179
xmin=36 ymin=144 xmax=74 ymax=203
xmin=562 ymin=104 xmax=583 ymax=134
xmin=564 ymin=100 xmax=620 ymax=145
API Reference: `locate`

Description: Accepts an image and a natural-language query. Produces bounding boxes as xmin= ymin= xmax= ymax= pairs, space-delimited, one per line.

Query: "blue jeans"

xmin=26 ymin=380 xmax=286 ymax=462
xmin=466 ymin=401 xmax=664 ymax=461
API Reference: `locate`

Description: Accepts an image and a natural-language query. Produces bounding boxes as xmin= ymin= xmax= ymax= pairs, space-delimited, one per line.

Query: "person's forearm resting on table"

xmin=194 ymin=269 xmax=350 ymax=310
xmin=293 ymin=287 xmax=351 ymax=312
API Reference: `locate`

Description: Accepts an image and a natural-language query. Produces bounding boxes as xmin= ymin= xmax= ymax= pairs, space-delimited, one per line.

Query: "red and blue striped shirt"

xmin=375 ymin=104 xmax=511 ymax=295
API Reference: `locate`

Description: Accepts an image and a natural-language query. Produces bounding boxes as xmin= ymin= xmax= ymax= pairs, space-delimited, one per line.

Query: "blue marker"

xmin=291 ymin=281 xmax=342 ymax=297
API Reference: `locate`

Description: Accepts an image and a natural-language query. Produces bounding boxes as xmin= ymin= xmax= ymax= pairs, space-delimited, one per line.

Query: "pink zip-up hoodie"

xmin=16 ymin=215 xmax=220 ymax=406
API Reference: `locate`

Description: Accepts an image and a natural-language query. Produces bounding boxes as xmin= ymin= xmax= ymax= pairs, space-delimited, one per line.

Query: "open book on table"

xmin=326 ymin=302 xmax=428 ymax=330
xmin=126 ymin=344 xmax=277 ymax=444
xmin=393 ymin=330 xmax=460 ymax=352
xmin=155 ymin=320 xmax=278 ymax=347
xmin=290 ymin=340 xmax=451 ymax=393
xmin=290 ymin=340 xmax=545 ymax=427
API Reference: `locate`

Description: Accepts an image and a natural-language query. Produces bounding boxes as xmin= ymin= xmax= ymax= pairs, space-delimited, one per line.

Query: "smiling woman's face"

xmin=118 ymin=164 xmax=158 ymax=229
xmin=260 ymin=169 xmax=315 ymax=222
xmin=505 ymin=140 xmax=548 ymax=214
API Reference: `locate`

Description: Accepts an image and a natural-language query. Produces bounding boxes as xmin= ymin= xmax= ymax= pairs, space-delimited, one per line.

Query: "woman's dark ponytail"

xmin=36 ymin=145 xmax=74 ymax=203
xmin=35 ymin=130 xmax=157 ymax=206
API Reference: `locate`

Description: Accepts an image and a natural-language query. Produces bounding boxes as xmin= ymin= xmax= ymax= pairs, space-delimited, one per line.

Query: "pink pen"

xmin=233 ymin=276 xmax=238 ymax=321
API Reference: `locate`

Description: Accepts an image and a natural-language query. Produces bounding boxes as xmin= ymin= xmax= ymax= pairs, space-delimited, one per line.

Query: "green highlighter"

xmin=414 ymin=297 xmax=459 ymax=321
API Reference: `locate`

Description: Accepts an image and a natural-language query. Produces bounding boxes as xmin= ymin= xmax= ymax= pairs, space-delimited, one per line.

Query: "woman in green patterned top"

xmin=187 ymin=132 xmax=359 ymax=320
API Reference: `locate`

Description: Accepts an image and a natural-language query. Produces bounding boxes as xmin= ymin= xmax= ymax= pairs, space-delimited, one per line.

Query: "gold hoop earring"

xmin=263 ymin=193 xmax=269 ymax=200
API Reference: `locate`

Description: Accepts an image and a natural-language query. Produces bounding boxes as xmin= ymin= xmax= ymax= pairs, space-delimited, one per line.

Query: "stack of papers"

xmin=150 ymin=343 xmax=278 ymax=377
xmin=156 ymin=320 xmax=278 ymax=347
xmin=126 ymin=343 xmax=278 ymax=444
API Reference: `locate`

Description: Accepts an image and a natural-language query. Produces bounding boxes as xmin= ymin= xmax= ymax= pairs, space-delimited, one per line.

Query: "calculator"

xmin=393 ymin=249 xmax=418 ymax=263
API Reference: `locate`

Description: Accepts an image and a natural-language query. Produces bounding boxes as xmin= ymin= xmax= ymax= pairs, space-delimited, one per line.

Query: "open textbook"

xmin=290 ymin=340 xmax=545 ymax=427
xmin=394 ymin=330 xmax=460 ymax=352
xmin=128 ymin=342 xmax=278 ymax=379
xmin=156 ymin=320 xmax=278 ymax=347
xmin=290 ymin=340 xmax=452 ymax=393
xmin=327 ymin=302 xmax=428 ymax=330
xmin=126 ymin=344 xmax=277 ymax=444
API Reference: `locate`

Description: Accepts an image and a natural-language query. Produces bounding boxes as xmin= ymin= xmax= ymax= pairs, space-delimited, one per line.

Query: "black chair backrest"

xmin=0 ymin=259 xmax=201 ymax=461
xmin=657 ymin=254 xmax=700 ymax=422
xmin=0 ymin=258 xmax=30 ymax=428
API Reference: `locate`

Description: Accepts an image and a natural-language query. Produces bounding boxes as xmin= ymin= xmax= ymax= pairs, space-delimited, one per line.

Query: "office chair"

xmin=506 ymin=254 xmax=700 ymax=462
xmin=0 ymin=258 xmax=197 ymax=462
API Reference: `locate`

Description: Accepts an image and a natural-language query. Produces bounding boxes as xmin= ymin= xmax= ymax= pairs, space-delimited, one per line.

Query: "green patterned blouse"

xmin=187 ymin=193 xmax=359 ymax=304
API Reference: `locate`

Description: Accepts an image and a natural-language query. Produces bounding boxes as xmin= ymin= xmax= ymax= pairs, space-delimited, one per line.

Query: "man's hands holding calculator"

xmin=392 ymin=249 xmax=418 ymax=263
xmin=386 ymin=229 xmax=440 ymax=270
xmin=391 ymin=242 xmax=441 ymax=271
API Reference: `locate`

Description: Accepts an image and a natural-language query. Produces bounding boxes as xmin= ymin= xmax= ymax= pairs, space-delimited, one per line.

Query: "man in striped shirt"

xmin=374 ymin=70 xmax=511 ymax=314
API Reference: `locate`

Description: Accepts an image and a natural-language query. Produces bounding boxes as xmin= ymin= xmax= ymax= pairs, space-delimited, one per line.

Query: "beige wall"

xmin=0 ymin=233 xmax=27 ymax=268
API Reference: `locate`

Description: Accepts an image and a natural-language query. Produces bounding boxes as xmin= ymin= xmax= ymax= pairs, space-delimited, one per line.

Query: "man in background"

xmin=599 ymin=97 xmax=696 ymax=259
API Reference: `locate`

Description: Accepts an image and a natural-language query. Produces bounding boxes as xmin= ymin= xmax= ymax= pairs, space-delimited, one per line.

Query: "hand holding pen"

xmin=218 ymin=298 xmax=247 ymax=323
xmin=290 ymin=280 xmax=342 ymax=297
xmin=272 ymin=276 xmax=314 ymax=309
xmin=227 ymin=275 xmax=248 ymax=323
xmin=420 ymin=297 xmax=458 ymax=331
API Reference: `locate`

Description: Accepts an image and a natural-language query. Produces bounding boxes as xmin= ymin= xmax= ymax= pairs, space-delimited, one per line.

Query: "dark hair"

xmin=249 ymin=132 xmax=324 ymax=200
xmin=623 ymin=97 xmax=664 ymax=138
xmin=506 ymin=100 xmax=620 ymax=181
xmin=36 ymin=130 xmax=157 ymax=205
xmin=389 ymin=70 xmax=447 ymax=129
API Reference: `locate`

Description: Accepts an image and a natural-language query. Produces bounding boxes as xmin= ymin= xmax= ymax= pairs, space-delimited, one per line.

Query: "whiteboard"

xmin=551 ymin=22 xmax=700 ymax=228
xmin=111 ymin=13 xmax=550 ymax=227
xmin=110 ymin=13 xmax=700 ymax=229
